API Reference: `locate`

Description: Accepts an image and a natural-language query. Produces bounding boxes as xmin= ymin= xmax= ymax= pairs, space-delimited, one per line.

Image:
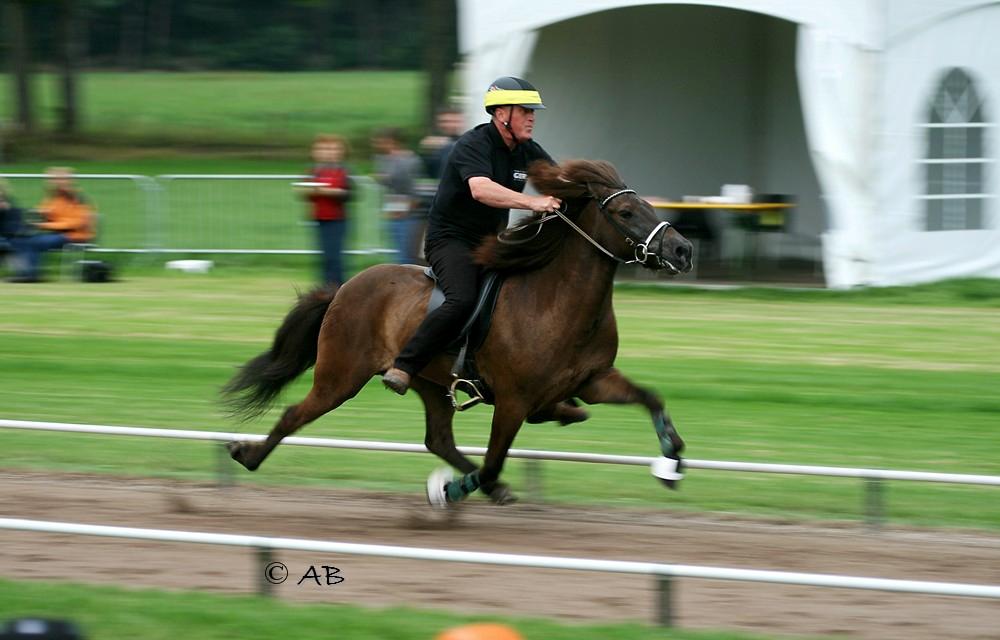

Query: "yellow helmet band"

xmin=483 ymin=89 xmax=544 ymax=109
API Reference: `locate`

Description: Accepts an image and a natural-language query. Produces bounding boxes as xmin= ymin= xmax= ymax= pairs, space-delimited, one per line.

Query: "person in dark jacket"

xmin=0 ymin=179 xmax=27 ymax=253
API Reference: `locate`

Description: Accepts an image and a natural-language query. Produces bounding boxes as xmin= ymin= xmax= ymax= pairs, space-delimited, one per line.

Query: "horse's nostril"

xmin=675 ymin=243 xmax=691 ymax=260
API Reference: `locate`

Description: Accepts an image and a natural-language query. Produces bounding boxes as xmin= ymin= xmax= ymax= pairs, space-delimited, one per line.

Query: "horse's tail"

xmin=222 ymin=284 xmax=338 ymax=420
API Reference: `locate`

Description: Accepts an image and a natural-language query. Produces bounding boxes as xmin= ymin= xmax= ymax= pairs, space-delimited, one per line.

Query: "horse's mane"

xmin=474 ymin=159 xmax=627 ymax=273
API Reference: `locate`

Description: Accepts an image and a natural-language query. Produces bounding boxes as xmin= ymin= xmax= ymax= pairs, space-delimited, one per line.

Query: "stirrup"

xmin=448 ymin=376 xmax=485 ymax=411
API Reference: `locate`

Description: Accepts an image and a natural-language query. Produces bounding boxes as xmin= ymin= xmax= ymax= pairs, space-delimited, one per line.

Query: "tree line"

xmin=2 ymin=0 xmax=458 ymax=134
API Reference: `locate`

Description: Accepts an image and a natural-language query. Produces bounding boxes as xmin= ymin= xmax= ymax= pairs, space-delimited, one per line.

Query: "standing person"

xmin=8 ymin=167 xmax=95 ymax=283
xmin=419 ymin=105 xmax=466 ymax=180
xmin=372 ymin=128 xmax=425 ymax=265
xmin=382 ymin=76 xmax=561 ymax=394
xmin=301 ymin=134 xmax=352 ymax=286
xmin=413 ymin=106 xmax=467 ymax=265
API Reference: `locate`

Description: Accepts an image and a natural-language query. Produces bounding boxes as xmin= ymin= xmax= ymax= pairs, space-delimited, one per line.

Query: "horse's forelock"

xmin=529 ymin=161 xmax=589 ymax=199
xmin=530 ymin=159 xmax=625 ymax=200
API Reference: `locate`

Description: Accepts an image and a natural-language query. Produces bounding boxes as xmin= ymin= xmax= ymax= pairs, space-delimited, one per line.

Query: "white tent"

xmin=458 ymin=0 xmax=999 ymax=287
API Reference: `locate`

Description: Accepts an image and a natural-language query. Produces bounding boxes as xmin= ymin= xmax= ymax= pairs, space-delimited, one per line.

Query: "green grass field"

xmin=1 ymin=73 xmax=431 ymax=256
xmin=0 ymin=579 xmax=814 ymax=640
xmin=3 ymin=71 xmax=425 ymax=149
xmin=2 ymin=271 xmax=999 ymax=529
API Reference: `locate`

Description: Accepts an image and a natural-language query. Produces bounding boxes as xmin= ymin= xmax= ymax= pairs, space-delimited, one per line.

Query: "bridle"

xmin=498 ymin=188 xmax=680 ymax=272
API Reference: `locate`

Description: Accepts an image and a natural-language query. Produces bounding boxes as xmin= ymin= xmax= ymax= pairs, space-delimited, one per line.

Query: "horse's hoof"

xmin=651 ymin=455 xmax=683 ymax=490
xmin=226 ymin=441 xmax=259 ymax=472
xmin=658 ymin=477 xmax=680 ymax=490
xmin=487 ymin=483 xmax=519 ymax=505
xmin=426 ymin=467 xmax=454 ymax=509
xmin=557 ymin=405 xmax=589 ymax=426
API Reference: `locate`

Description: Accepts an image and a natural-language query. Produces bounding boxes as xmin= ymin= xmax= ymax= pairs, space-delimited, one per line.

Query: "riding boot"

xmin=382 ymin=367 xmax=411 ymax=395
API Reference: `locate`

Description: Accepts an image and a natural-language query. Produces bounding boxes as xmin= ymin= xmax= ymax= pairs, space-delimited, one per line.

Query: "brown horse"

xmin=224 ymin=159 xmax=693 ymax=506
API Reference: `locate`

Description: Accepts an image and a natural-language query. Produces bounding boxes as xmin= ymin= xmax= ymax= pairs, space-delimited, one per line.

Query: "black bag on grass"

xmin=79 ymin=260 xmax=114 ymax=283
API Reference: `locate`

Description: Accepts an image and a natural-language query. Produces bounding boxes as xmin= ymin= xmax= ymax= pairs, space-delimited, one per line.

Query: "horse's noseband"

xmin=599 ymin=188 xmax=676 ymax=271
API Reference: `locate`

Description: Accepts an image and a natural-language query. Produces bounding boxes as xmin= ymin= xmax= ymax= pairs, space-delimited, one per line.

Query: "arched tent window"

xmin=922 ymin=68 xmax=991 ymax=231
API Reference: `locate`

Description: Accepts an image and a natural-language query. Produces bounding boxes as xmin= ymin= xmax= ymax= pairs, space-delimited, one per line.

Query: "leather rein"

xmin=498 ymin=188 xmax=679 ymax=271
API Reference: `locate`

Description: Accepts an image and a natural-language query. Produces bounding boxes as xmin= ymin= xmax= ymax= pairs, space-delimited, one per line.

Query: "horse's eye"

xmin=619 ymin=209 xmax=633 ymax=219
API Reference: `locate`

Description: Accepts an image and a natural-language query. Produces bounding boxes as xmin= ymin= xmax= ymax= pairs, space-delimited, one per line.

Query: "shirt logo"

xmin=513 ymin=170 xmax=527 ymax=181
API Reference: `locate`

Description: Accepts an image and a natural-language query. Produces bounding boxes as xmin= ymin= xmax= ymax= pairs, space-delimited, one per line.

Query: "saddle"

xmin=423 ymin=267 xmax=504 ymax=411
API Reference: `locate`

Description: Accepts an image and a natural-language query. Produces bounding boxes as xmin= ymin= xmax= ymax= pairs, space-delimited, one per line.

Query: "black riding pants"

xmin=393 ymin=238 xmax=481 ymax=376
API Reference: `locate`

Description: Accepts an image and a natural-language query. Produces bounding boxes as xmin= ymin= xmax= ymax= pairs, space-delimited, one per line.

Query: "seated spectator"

xmin=8 ymin=167 xmax=95 ymax=283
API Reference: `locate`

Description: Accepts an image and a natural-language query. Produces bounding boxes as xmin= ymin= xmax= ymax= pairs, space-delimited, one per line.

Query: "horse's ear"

xmin=585 ymin=182 xmax=608 ymax=203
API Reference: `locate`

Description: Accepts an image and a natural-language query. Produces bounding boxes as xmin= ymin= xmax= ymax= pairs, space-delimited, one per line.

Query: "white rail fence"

xmin=4 ymin=419 xmax=999 ymax=527
xmin=1 ymin=517 xmax=998 ymax=628
xmin=0 ymin=173 xmax=392 ymax=256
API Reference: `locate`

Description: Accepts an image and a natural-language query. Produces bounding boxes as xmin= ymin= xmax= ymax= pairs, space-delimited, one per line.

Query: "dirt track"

xmin=2 ymin=470 xmax=999 ymax=639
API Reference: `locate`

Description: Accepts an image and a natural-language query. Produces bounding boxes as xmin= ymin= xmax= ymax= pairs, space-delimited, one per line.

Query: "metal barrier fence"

xmin=0 ymin=174 xmax=159 ymax=250
xmin=1 ymin=516 xmax=998 ymax=628
xmin=155 ymin=174 xmax=389 ymax=254
xmin=0 ymin=173 xmax=392 ymax=255
xmin=4 ymin=419 xmax=999 ymax=527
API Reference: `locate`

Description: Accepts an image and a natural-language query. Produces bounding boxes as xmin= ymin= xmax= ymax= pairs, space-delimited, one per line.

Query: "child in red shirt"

xmin=300 ymin=134 xmax=352 ymax=285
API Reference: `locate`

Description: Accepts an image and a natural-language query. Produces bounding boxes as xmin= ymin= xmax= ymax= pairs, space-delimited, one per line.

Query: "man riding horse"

xmin=223 ymin=77 xmax=693 ymax=506
xmin=382 ymin=77 xmax=583 ymax=427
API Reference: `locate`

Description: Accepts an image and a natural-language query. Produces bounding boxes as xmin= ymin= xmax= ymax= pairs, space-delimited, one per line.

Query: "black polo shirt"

xmin=425 ymin=122 xmax=553 ymax=248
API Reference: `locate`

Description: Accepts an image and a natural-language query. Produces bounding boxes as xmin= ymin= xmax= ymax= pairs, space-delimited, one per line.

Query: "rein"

xmin=497 ymin=188 xmax=678 ymax=271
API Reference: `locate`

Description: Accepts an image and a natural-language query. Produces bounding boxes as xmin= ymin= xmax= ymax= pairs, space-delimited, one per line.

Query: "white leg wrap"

xmin=426 ymin=467 xmax=454 ymax=509
xmin=651 ymin=456 xmax=684 ymax=481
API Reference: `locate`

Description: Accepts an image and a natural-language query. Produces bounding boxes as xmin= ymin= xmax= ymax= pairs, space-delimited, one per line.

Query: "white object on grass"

xmin=165 ymin=259 xmax=214 ymax=274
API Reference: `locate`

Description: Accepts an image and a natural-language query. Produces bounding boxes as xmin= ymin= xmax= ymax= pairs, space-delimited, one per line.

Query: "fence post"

xmin=524 ymin=459 xmax=544 ymax=503
xmin=656 ymin=574 xmax=674 ymax=626
xmin=864 ymin=477 xmax=885 ymax=529
xmin=142 ymin=176 xmax=165 ymax=255
xmin=256 ymin=547 xmax=275 ymax=597
xmin=215 ymin=443 xmax=235 ymax=488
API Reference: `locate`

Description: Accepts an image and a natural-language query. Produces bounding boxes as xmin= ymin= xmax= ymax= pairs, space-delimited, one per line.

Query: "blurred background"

xmin=2 ymin=2 xmax=1000 ymax=640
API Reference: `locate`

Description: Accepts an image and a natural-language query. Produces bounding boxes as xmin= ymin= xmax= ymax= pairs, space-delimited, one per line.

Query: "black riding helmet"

xmin=483 ymin=76 xmax=546 ymax=113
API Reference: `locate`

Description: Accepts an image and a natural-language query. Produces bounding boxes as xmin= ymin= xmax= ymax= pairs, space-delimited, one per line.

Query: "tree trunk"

xmin=356 ymin=1 xmax=380 ymax=68
xmin=148 ymin=0 xmax=171 ymax=69
xmin=309 ymin=1 xmax=334 ymax=69
xmin=118 ymin=0 xmax=146 ymax=69
xmin=58 ymin=0 xmax=83 ymax=133
xmin=423 ymin=0 xmax=451 ymax=130
xmin=4 ymin=0 xmax=34 ymax=132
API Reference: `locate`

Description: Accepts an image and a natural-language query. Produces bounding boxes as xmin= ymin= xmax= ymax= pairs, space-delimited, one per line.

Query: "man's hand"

xmin=528 ymin=195 xmax=562 ymax=214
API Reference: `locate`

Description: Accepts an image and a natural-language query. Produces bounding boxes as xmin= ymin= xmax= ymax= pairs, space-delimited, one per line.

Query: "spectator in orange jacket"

xmin=8 ymin=167 xmax=95 ymax=283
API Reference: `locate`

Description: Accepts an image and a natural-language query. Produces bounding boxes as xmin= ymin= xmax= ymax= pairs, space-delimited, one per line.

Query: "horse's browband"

xmin=599 ymin=188 xmax=636 ymax=208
